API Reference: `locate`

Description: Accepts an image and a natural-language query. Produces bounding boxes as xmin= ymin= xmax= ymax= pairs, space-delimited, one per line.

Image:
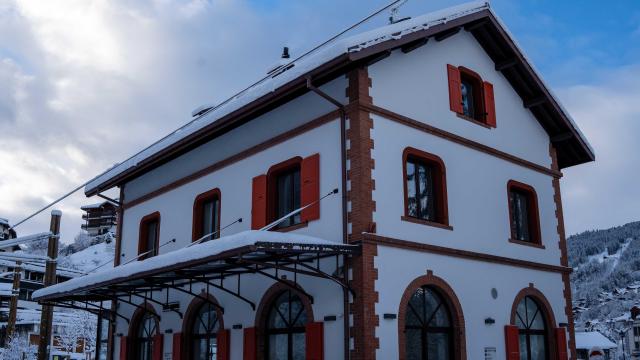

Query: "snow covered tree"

xmin=0 ymin=335 xmax=37 ymax=360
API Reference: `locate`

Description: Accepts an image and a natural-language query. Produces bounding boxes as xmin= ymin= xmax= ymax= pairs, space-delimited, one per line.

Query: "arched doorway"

xmin=515 ymin=296 xmax=549 ymax=360
xmin=398 ymin=273 xmax=466 ymax=360
xmin=183 ymin=295 xmax=224 ymax=360
xmin=129 ymin=304 xmax=160 ymax=360
xmin=265 ymin=290 xmax=309 ymax=360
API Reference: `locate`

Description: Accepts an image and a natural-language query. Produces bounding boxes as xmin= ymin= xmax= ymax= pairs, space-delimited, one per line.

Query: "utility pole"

xmin=6 ymin=260 xmax=22 ymax=341
xmin=37 ymin=210 xmax=61 ymax=360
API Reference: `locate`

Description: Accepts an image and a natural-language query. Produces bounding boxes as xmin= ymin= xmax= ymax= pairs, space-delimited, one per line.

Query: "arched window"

xmin=190 ymin=302 xmax=221 ymax=359
xmin=515 ymin=296 xmax=548 ymax=360
xmin=265 ymin=290 xmax=309 ymax=360
xmin=404 ymin=286 xmax=453 ymax=360
xmin=134 ymin=312 xmax=159 ymax=360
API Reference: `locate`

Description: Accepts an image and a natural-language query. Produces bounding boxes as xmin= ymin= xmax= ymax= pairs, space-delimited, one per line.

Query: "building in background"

xmin=81 ymin=200 xmax=118 ymax=236
xmin=575 ymin=331 xmax=617 ymax=359
xmin=0 ymin=218 xmax=19 ymax=253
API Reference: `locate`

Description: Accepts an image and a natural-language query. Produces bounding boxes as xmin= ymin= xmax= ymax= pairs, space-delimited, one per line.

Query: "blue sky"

xmin=0 ymin=0 xmax=638 ymax=240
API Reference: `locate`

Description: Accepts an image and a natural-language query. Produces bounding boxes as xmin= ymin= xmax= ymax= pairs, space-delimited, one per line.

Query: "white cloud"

xmin=558 ymin=65 xmax=640 ymax=235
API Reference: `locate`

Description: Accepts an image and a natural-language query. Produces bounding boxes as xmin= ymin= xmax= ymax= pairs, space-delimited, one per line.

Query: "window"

xmin=193 ymin=189 xmax=221 ymax=242
xmin=403 ymin=148 xmax=449 ymax=227
xmin=507 ymin=181 xmax=541 ymax=245
xmin=134 ymin=312 xmax=158 ymax=360
xmin=515 ymin=296 xmax=548 ymax=360
xmin=460 ymin=68 xmax=484 ymax=121
xmin=404 ymin=286 xmax=453 ymax=360
xmin=190 ymin=302 xmax=221 ymax=360
xmin=265 ymin=290 xmax=309 ymax=360
xmin=266 ymin=157 xmax=304 ymax=230
xmin=447 ymin=64 xmax=496 ymax=127
xmin=138 ymin=212 xmax=160 ymax=260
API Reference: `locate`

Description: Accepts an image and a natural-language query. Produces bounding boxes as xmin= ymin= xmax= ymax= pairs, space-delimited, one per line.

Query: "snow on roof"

xmin=575 ymin=331 xmax=617 ymax=350
xmin=84 ymin=1 xmax=491 ymax=194
xmin=33 ymin=230 xmax=346 ymax=300
xmin=80 ymin=199 xmax=119 ymax=210
xmin=0 ymin=282 xmax=12 ymax=297
xmin=84 ymin=0 xmax=592 ymax=194
xmin=0 ymin=218 xmax=8 ymax=226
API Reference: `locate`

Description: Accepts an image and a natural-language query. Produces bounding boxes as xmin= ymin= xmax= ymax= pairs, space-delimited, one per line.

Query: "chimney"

xmin=281 ymin=47 xmax=290 ymax=59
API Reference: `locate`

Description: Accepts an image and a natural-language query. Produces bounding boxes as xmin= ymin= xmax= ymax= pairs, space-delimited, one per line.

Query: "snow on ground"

xmin=66 ymin=241 xmax=114 ymax=273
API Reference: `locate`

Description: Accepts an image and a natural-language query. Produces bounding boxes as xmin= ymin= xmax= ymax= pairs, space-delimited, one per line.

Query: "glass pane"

xmin=519 ymin=334 xmax=527 ymax=360
xmin=276 ymin=168 xmax=301 ymax=228
xmin=212 ymin=198 xmax=220 ymax=239
xmin=417 ymin=164 xmax=436 ymax=221
xmin=424 ymin=288 xmax=440 ymax=324
xmin=405 ymin=329 xmax=422 ymax=360
xmin=268 ymin=334 xmax=288 ymax=360
xmin=406 ymin=161 xmax=417 ymax=217
xmin=431 ymin=305 xmax=450 ymax=327
xmin=268 ymin=303 xmax=288 ymax=329
xmin=406 ymin=304 xmax=421 ymax=326
xmin=146 ymin=221 xmax=158 ymax=254
xmin=461 ymin=80 xmax=474 ymax=118
xmin=208 ymin=338 xmax=217 ymax=360
xmin=511 ymin=191 xmax=531 ymax=241
xmin=526 ymin=298 xmax=541 ymax=329
xmin=292 ymin=169 xmax=301 ymax=225
xmin=201 ymin=199 xmax=214 ymax=241
xmin=516 ymin=299 xmax=527 ymax=329
xmin=529 ymin=335 xmax=546 ymax=360
xmin=408 ymin=288 xmax=426 ymax=323
xmin=192 ymin=339 xmax=208 ymax=360
xmin=427 ymin=333 xmax=449 ymax=360
xmin=292 ymin=333 xmax=305 ymax=360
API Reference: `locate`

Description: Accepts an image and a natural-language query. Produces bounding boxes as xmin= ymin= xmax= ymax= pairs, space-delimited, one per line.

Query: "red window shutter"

xmin=152 ymin=334 xmax=164 ymax=360
xmin=172 ymin=332 xmax=182 ymax=360
xmin=119 ymin=336 xmax=128 ymax=360
xmin=217 ymin=329 xmax=231 ymax=360
xmin=483 ymin=81 xmax=496 ymax=127
xmin=305 ymin=322 xmax=324 ymax=360
xmin=251 ymin=175 xmax=268 ymax=230
xmin=447 ymin=64 xmax=463 ymax=114
xmin=301 ymin=154 xmax=320 ymax=223
xmin=555 ymin=327 xmax=568 ymax=360
xmin=504 ymin=325 xmax=520 ymax=360
xmin=243 ymin=327 xmax=256 ymax=360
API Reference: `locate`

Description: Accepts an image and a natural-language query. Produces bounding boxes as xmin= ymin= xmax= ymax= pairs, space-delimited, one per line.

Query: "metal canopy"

xmin=36 ymin=240 xmax=359 ymax=322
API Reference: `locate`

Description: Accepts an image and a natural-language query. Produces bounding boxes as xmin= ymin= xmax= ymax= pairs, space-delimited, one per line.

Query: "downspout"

xmin=306 ymin=77 xmax=351 ymax=360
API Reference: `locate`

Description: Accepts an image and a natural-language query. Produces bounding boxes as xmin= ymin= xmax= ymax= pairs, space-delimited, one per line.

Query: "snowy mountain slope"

xmin=569 ymin=221 xmax=640 ymax=334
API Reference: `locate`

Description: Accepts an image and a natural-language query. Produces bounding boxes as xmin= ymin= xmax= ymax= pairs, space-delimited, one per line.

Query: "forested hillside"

xmin=568 ymin=221 xmax=640 ymax=334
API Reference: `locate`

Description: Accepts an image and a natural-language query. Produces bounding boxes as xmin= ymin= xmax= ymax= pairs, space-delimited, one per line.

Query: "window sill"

xmin=455 ymin=113 xmax=493 ymax=129
xmin=508 ymin=238 xmax=545 ymax=249
xmin=273 ymin=221 xmax=309 ymax=233
xmin=401 ymin=216 xmax=453 ymax=231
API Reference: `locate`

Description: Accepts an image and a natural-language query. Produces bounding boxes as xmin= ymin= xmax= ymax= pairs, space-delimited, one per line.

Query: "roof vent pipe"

xmin=282 ymin=47 xmax=290 ymax=59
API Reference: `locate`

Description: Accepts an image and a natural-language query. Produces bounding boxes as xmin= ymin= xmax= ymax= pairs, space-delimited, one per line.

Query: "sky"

xmin=0 ymin=0 xmax=638 ymax=243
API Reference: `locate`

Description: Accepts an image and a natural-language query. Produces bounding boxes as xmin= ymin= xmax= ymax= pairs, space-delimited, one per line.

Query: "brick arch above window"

xmin=192 ymin=188 xmax=221 ymax=242
xmin=401 ymin=147 xmax=451 ymax=230
xmin=397 ymin=271 xmax=466 ymax=360
xmin=181 ymin=292 xmax=226 ymax=360
xmin=253 ymin=281 xmax=315 ymax=360
xmin=508 ymin=285 xmax=562 ymax=360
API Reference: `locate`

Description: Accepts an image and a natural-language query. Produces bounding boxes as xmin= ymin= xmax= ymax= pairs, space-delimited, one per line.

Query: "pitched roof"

xmin=85 ymin=1 xmax=593 ymax=196
xmin=575 ymin=331 xmax=616 ymax=350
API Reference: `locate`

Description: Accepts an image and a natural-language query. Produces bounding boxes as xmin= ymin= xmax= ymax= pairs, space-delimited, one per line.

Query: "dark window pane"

xmin=461 ymin=79 xmax=475 ymax=118
xmin=510 ymin=190 xmax=531 ymax=241
xmin=275 ymin=168 xmax=301 ymax=228
xmin=146 ymin=221 xmax=158 ymax=255
xmin=406 ymin=158 xmax=438 ymax=222
xmin=266 ymin=291 xmax=308 ymax=360
xmin=405 ymin=329 xmax=422 ymax=360
xmin=268 ymin=334 xmax=288 ymax=360
xmin=201 ymin=199 xmax=214 ymax=241
xmin=427 ymin=333 xmax=450 ymax=360
xmin=406 ymin=161 xmax=417 ymax=217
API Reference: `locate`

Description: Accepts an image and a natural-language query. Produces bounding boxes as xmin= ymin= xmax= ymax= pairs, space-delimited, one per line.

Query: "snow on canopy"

xmin=574 ymin=331 xmax=616 ymax=350
xmin=84 ymin=1 xmax=491 ymax=194
xmin=33 ymin=230 xmax=348 ymax=300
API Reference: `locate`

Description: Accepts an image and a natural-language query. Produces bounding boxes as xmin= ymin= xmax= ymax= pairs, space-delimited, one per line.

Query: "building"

xmin=0 ymin=218 xmax=19 ymax=252
xmin=575 ymin=331 xmax=617 ymax=360
xmin=81 ymin=200 xmax=118 ymax=236
xmin=33 ymin=2 xmax=594 ymax=360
